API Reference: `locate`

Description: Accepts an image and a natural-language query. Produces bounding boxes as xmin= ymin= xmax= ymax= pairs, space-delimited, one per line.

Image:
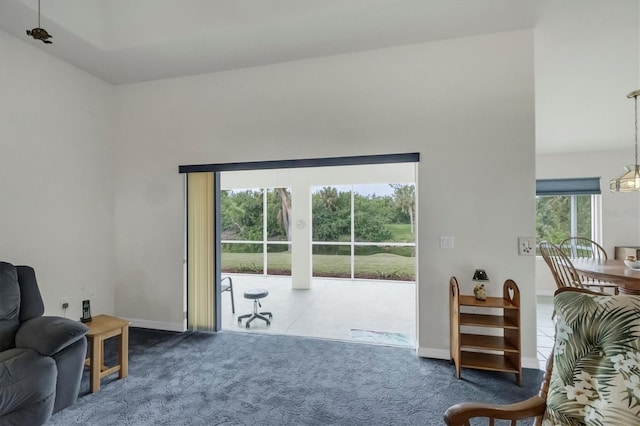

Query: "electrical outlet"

xmin=60 ymin=297 xmax=69 ymax=310
xmin=518 ymin=237 xmax=535 ymax=256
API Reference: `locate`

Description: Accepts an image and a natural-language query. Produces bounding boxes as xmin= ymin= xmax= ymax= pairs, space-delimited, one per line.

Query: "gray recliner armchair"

xmin=0 ymin=261 xmax=88 ymax=425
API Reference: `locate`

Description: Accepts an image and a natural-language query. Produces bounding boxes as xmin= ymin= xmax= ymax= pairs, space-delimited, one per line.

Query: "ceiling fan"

xmin=26 ymin=0 xmax=52 ymax=44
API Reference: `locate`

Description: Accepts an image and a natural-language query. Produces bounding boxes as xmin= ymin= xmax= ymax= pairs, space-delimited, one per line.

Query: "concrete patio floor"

xmin=220 ymin=274 xmax=555 ymax=369
xmin=220 ymin=274 xmax=416 ymax=346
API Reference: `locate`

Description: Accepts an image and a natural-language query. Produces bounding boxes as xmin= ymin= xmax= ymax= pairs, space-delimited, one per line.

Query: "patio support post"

xmin=291 ymin=177 xmax=312 ymax=289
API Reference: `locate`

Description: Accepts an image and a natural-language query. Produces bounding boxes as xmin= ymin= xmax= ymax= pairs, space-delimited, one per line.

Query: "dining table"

xmin=571 ymin=258 xmax=640 ymax=295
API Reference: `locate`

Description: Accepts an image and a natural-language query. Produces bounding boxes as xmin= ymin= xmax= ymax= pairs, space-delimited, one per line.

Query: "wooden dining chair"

xmin=559 ymin=236 xmax=607 ymax=260
xmin=539 ymin=241 xmax=582 ymax=290
xmin=540 ymin=241 xmax=619 ymax=295
xmin=559 ymin=237 xmax=619 ymax=294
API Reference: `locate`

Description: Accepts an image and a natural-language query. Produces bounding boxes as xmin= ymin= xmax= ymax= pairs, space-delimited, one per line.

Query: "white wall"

xmin=534 ymin=0 xmax=639 ymax=154
xmin=221 ymin=163 xmax=415 ymax=190
xmin=0 ymin=29 xmax=114 ymax=319
xmin=112 ymin=29 xmax=537 ymax=364
xmin=534 ymin=0 xmax=640 ymax=296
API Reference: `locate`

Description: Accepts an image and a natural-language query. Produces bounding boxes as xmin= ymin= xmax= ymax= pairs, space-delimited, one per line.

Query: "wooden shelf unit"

xmin=449 ymin=277 xmax=522 ymax=385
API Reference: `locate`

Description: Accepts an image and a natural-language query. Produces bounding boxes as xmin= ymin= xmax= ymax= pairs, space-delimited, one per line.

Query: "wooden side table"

xmin=84 ymin=314 xmax=131 ymax=393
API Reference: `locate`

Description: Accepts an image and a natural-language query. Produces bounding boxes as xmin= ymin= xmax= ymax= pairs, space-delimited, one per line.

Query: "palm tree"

xmin=391 ymin=184 xmax=415 ymax=233
xmin=276 ymin=188 xmax=291 ymax=242
xmin=318 ymin=186 xmax=339 ymax=211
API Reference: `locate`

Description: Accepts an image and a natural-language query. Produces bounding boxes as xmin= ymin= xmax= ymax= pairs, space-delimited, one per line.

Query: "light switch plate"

xmin=518 ymin=237 xmax=535 ymax=255
xmin=440 ymin=236 xmax=454 ymax=249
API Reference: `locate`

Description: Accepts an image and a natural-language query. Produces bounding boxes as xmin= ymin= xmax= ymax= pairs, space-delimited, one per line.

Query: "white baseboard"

xmin=522 ymin=356 xmax=542 ymax=370
xmin=416 ymin=347 xmax=450 ymax=359
xmin=122 ymin=317 xmax=186 ymax=332
xmin=417 ymin=347 xmax=544 ymax=371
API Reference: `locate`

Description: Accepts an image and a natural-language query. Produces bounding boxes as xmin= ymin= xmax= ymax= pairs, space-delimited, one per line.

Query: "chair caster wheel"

xmin=268 ymin=314 xmax=273 ymax=319
xmin=266 ymin=320 xmax=271 ymax=326
xmin=246 ymin=323 xmax=250 ymax=329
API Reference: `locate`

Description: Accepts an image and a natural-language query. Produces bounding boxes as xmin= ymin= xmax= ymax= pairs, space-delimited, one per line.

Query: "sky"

xmin=312 ymin=184 xmax=397 ymax=196
xmin=227 ymin=183 xmax=414 ymax=196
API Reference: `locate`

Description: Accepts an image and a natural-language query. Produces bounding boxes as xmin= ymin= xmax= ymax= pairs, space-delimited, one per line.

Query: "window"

xmin=220 ymin=187 xmax=292 ymax=275
xmin=535 ymin=178 xmax=601 ymax=252
xmin=536 ymin=195 xmax=593 ymax=242
xmin=311 ymin=183 xmax=416 ymax=281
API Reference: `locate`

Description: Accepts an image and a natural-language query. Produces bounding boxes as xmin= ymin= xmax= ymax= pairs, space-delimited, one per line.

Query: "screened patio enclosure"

xmin=220 ymin=162 xmax=417 ymax=289
xmin=218 ymin=162 xmax=418 ymax=344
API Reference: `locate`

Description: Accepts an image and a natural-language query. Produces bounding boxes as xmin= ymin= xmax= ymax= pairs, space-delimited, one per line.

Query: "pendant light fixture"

xmin=610 ymin=90 xmax=640 ymax=192
xmin=26 ymin=0 xmax=53 ymax=44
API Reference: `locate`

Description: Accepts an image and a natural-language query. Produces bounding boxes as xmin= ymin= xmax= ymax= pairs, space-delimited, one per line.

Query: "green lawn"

xmin=221 ymin=251 xmax=415 ymax=281
xmin=385 ymin=223 xmax=414 ymax=243
xmin=309 ymin=223 xmax=414 ymax=244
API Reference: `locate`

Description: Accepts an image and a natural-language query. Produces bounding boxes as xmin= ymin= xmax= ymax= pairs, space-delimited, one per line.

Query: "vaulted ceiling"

xmin=1 ymin=0 xmax=537 ymax=84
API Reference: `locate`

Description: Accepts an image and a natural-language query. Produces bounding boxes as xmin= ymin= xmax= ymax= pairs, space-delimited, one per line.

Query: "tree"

xmin=317 ymin=186 xmax=340 ymax=211
xmin=220 ymin=189 xmax=263 ymax=251
xmin=535 ymin=195 xmax=592 ymax=245
xmin=312 ymin=187 xmax=351 ymax=242
xmin=266 ymin=188 xmax=292 ymax=243
xmin=277 ymin=188 xmax=291 ymax=241
xmin=390 ymin=184 xmax=415 ymax=233
xmin=354 ymin=194 xmax=392 ymax=242
xmin=536 ymin=196 xmax=571 ymax=244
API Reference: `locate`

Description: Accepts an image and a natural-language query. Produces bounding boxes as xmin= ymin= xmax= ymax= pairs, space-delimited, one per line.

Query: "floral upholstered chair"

xmin=444 ymin=287 xmax=640 ymax=425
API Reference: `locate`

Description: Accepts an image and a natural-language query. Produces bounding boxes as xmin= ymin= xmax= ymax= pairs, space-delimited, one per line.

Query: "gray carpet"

xmin=49 ymin=329 xmax=544 ymax=425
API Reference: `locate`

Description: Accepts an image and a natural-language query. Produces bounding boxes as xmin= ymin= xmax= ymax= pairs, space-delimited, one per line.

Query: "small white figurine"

xmin=473 ymin=283 xmax=486 ymax=301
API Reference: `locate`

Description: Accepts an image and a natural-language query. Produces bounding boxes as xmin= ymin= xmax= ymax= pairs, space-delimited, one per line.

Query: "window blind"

xmin=536 ymin=177 xmax=601 ymax=196
xmin=186 ymin=172 xmax=216 ymax=331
